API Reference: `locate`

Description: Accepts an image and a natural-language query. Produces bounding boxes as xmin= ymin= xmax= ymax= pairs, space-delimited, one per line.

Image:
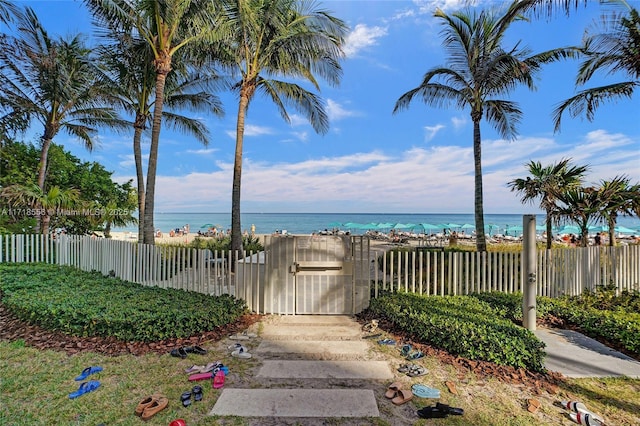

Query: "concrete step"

xmin=254 ymin=340 xmax=373 ymax=360
xmin=267 ymin=315 xmax=360 ymax=326
xmin=209 ymin=388 xmax=380 ymax=418
xmin=260 ymin=324 xmax=362 ymax=340
xmin=256 ymin=360 xmax=393 ymax=380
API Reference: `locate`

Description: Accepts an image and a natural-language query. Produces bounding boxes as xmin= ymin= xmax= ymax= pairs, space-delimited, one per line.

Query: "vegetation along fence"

xmin=1 ymin=234 xmax=638 ymax=306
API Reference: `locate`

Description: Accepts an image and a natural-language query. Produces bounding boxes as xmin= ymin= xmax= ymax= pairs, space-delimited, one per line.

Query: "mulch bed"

xmin=356 ymin=313 xmax=565 ymax=395
xmin=0 ymin=301 xmax=261 ymax=357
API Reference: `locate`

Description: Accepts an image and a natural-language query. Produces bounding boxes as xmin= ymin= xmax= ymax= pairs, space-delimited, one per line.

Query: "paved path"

xmin=209 ymin=315 xmax=392 ymax=420
xmin=535 ymin=327 xmax=640 ymax=378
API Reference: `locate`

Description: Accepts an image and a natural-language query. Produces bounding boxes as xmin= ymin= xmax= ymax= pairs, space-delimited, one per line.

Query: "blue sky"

xmin=11 ymin=0 xmax=640 ymax=214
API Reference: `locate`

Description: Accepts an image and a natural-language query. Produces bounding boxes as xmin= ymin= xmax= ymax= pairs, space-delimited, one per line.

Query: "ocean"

xmin=113 ymin=212 xmax=640 ymax=236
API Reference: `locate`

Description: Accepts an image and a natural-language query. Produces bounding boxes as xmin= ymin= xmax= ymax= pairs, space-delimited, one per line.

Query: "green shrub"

xmin=367 ymin=292 xmax=546 ymax=372
xmin=0 ymin=263 xmax=247 ymax=342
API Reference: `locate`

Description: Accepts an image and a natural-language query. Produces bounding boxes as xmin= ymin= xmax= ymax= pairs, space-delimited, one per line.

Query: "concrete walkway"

xmin=209 ymin=315 xmax=392 ymax=419
xmin=535 ymin=327 xmax=640 ymax=378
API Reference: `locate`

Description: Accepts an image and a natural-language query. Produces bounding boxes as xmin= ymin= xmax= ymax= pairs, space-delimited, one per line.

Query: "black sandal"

xmin=181 ymin=391 xmax=192 ymax=407
xmin=436 ymin=402 xmax=464 ymax=415
xmin=417 ymin=406 xmax=448 ymax=419
xmin=170 ymin=348 xmax=188 ymax=359
xmin=185 ymin=346 xmax=207 ymax=355
xmin=192 ymin=385 xmax=203 ymax=402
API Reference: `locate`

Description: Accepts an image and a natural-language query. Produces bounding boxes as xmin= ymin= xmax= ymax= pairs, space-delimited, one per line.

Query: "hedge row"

xmin=471 ymin=291 xmax=640 ymax=356
xmin=368 ymin=292 xmax=546 ymax=372
xmin=0 ymin=263 xmax=247 ymax=342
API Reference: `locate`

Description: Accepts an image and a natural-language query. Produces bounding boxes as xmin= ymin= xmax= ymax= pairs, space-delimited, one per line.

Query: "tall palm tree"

xmin=211 ymin=0 xmax=347 ymax=252
xmin=508 ymin=158 xmax=588 ymax=249
xmin=0 ymin=0 xmax=20 ymax=25
xmin=1 ymin=184 xmax=80 ymax=235
xmin=84 ymin=0 xmax=222 ymax=244
xmin=555 ymin=186 xmax=601 ymax=247
xmin=553 ymin=0 xmax=640 ymax=131
xmin=95 ymin=30 xmax=224 ymax=241
xmin=0 ymin=8 xmax=125 ymax=202
xmin=393 ymin=1 xmax=574 ymax=252
xmin=596 ymin=175 xmax=640 ymax=246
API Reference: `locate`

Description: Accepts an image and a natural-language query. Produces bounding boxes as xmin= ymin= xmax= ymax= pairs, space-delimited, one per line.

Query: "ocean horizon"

xmin=113 ymin=212 xmax=640 ymax=236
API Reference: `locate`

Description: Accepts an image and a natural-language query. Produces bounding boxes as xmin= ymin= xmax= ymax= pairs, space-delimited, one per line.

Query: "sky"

xmin=8 ymin=0 xmax=640 ymax=214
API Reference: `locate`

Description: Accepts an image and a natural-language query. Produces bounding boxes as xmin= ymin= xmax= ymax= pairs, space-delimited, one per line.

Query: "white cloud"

xmin=326 ymin=99 xmax=359 ymax=122
xmin=411 ymin=0 xmax=477 ymax=14
xmin=225 ymin=124 xmax=274 ymax=139
xmin=343 ymin=24 xmax=388 ymax=57
xmin=424 ymin=124 xmax=445 ymax=142
xmin=186 ymin=148 xmax=217 ymax=155
xmin=451 ymin=116 xmax=467 ymax=130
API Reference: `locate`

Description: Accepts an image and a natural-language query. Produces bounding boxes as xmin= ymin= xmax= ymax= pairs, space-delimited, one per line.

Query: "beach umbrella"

xmin=343 ymin=222 xmax=364 ymax=229
xmin=558 ymin=225 xmax=580 ymax=234
xmin=200 ymin=223 xmax=214 ymax=228
xmin=377 ymin=222 xmax=395 ymax=229
xmin=360 ymin=222 xmax=381 ymax=230
xmin=393 ymin=223 xmax=412 ymax=229
xmin=461 ymin=224 xmax=475 ymax=230
xmin=327 ymin=221 xmax=342 ymax=227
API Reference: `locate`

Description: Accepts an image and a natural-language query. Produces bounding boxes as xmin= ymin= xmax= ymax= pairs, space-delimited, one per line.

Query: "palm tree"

xmin=0 ymin=0 xmax=20 ymax=25
xmin=0 ymin=8 xmax=125 ymax=203
xmin=596 ymin=176 xmax=640 ymax=246
xmin=84 ymin=0 xmax=222 ymax=244
xmin=95 ymin=30 xmax=224 ymax=241
xmin=555 ymin=186 xmax=602 ymax=247
xmin=553 ymin=1 xmax=640 ymax=131
xmin=211 ymin=0 xmax=347 ymax=252
xmin=393 ymin=1 xmax=574 ymax=252
xmin=1 ymin=184 xmax=80 ymax=235
xmin=508 ymin=159 xmax=588 ymax=249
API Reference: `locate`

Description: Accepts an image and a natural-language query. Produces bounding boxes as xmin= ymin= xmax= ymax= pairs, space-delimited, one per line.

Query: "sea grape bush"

xmin=0 ymin=263 xmax=247 ymax=342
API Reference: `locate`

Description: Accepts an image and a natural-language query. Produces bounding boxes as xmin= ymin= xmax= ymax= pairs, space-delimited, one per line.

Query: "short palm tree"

xmin=508 ymin=158 xmax=588 ymax=249
xmin=555 ymin=186 xmax=602 ymax=247
xmin=95 ymin=30 xmax=224 ymax=241
xmin=393 ymin=1 xmax=574 ymax=252
xmin=0 ymin=8 xmax=125 ymax=201
xmin=212 ymin=0 xmax=347 ymax=252
xmin=84 ymin=0 xmax=222 ymax=244
xmin=553 ymin=0 xmax=640 ymax=131
xmin=1 ymin=184 xmax=80 ymax=235
xmin=596 ymin=175 xmax=640 ymax=246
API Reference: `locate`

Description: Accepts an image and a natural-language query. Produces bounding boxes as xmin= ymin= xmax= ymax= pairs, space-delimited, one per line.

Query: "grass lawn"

xmin=2 ymin=333 xmax=640 ymax=426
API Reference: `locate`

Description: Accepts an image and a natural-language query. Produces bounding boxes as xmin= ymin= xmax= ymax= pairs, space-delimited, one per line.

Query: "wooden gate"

xmin=239 ymin=235 xmax=370 ymax=315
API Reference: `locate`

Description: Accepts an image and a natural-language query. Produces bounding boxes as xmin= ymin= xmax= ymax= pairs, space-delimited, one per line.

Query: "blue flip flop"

xmin=69 ymin=380 xmax=101 ymax=399
xmin=75 ymin=366 xmax=103 ymax=381
xmin=412 ymin=384 xmax=440 ymax=399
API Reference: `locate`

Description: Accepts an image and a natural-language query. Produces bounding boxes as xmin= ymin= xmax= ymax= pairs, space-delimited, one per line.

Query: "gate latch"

xmin=289 ymin=262 xmax=299 ymax=274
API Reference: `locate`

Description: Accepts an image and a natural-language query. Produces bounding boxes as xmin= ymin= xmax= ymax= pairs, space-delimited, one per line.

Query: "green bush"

xmin=0 ymin=263 xmax=247 ymax=342
xmin=470 ymin=291 xmax=640 ymax=357
xmin=367 ymin=292 xmax=546 ymax=372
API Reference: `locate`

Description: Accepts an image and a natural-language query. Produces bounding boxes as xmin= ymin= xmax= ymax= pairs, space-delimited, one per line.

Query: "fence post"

xmin=522 ymin=215 xmax=537 ymax=331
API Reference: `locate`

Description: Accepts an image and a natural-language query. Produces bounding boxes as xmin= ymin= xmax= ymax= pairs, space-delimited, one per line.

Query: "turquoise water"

xmin=114 ymin=212 xmax=640 ymax=236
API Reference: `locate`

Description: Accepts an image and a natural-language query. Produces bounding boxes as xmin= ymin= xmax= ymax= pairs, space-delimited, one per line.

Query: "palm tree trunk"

xmin=133 ymin=119 xmax=145 ymax=242
xmin=143 ymin=57 xmax=171 ymax=245
xmin=231 ymin=88 xmax=251 ymax=253
xmin=545 ymin=208 xmax=553 ymax=250
xmin=36 ymin=137 xmax=53 ymax=233
xmin=472 ymin=119 xmax=487 ymax=252
xmin=41 ymin=214 xmax=50 ymax=236
xmin=607 ymin=217 xmax=616 ymax=247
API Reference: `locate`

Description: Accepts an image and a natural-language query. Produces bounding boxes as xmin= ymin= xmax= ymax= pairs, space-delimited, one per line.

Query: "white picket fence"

xmin=1 ymin=235 xmax=638 ymax=304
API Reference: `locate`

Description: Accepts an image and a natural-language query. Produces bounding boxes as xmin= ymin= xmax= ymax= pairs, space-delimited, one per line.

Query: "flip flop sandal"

xmin=391 ymin=389 xmax=414 ymax=405
xmin=185 ymin=346 xmax=207 ymax=355
xmin=75 ymin=366 xmax=103 ymax=381
xmin=180 ymin=391 xmax=192 ymax=407
xmin=69 ymin=380 xmax=101 ymax=399
xmin=192 ymin=385 xmax=203 ymax=402
xmin=400 ymin=344 xmax=412 ymax=357
xmin=417 ymin=406 xmax=448 ymax=419
xmin=228 ymin=343 xmax=246 ymax=351
xmin=445 ymin=381 xmax=459 ymax=395
xmin=188 ymin=372 xmax=214 ymax=381
xmin=384 ymin=382 xmax=402 ymax=399
xmin=436 ymin=402 xmax=464 ymax=416
xmin=407 ymin=365 xmax=428 ymax=377
xmin=397 ymin=363 xmax=412 ymax=373
xmin=377 ymin=339 xmax=396 ymax=345
xmin=362 ymin=320 xmax=379 ymax=333
xmin=406 ymin=350 xmax=424 ymax=360
xmin=200 ymin=362 xmax=222 ymax=373
xmin=213 ymin=370 xmax=225 ymax=389
xmin=184 ymin=365 xmax=205 ymax=374
xmin=231 ymin=347 xmax=252 ymax=359
xmin=170 ymin=348 xmax=188 ymax=359
xmin=411 ymin=384 xmax=440 ymax=399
